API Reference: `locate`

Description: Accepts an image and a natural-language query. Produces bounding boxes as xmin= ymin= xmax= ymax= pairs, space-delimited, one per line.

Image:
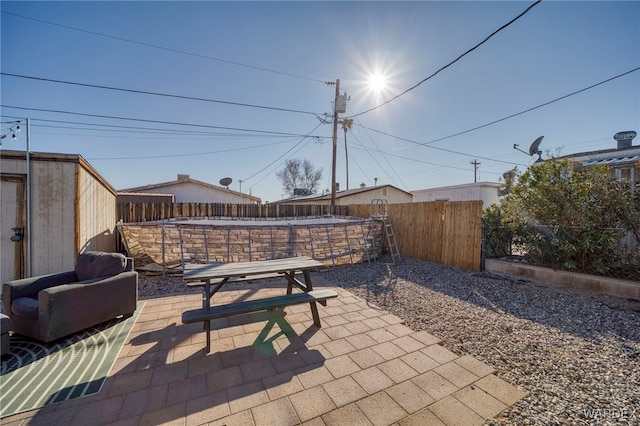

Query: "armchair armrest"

xmin=2 ymin=271 xmax=77 ymax=314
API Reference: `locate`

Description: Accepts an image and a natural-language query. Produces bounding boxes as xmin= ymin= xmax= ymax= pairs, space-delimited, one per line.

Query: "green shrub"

xmin=483 ymin=158 xmax=639 ymax=279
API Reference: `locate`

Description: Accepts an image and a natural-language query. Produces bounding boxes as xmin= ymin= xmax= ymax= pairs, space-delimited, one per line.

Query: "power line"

xmin=358 ymin=66 xmax=640 ymax=156
xmin=2 ymin=11 xmax=327 ymax=85
xmin=351 ymin=0 xmax=542 ymax=117
xmin=1 ymin=73 xmax=323 ymax=117
xmin=86 ymin=138 xmax=300 ymax=161
xmin=1 ymin=105 xmax=327 ymax=139
xmin=243 ymin=122 xmax=324 ymax=187
xmin=348 ymin=115 xmax=409 ymax=190
xmin=0 ymin=115 xmax=296 ymax=138
xmin=358 ymin=124 xmax=527 ymax=166
xmin=415 ymin=67 xmax=640 ymax=146
xmin=350 ymin=144 xmax=485 ymax=172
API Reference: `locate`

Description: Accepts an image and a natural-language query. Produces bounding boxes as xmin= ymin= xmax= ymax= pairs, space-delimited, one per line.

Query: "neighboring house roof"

xmin=120 ymin=174 xmax=261 ymax=203
xmin=273 ymin=184 xmax=412 ymax=204
xmin=556 ymin=145 xmax=640 ymax=168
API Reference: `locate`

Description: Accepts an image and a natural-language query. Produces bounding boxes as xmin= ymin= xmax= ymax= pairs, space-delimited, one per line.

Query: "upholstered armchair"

xmin=2 ymin=251 xmax=138 ymax=343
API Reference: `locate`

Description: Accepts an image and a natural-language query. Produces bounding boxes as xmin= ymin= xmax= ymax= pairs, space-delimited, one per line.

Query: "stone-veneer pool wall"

xmin=117 ymin=218 xmax=385 ymax=268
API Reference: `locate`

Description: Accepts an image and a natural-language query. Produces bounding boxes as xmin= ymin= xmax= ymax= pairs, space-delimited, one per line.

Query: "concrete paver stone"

xmin=356 ymin=391 xmax=409 ymax=426
xmin=453 ymin=385 xmax=509 ymax=419
xmin=474 ymin=374 xmax=528 ymax=406
xmin=322 ymin=376 xmax=369 ymax=407
xmin=322 ymin=403 xmax=374 ymax=426
xmin=429 ymin=395 xmax=486 ymax=426
xmin=386 ymin=380 xmax=436 ymax=414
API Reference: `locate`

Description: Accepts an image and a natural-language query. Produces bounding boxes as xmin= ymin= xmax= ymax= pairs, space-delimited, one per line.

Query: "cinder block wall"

xmin=118 ymin=220 xmax=384 ymax=268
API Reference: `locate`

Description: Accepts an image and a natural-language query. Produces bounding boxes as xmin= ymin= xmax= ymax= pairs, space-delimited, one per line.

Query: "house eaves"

xmin=120 ymin=176 xmax=261 ymax=203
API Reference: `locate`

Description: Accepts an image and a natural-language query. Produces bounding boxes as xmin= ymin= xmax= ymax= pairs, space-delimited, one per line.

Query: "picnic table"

xmin=182 ymin=257 xmax=337 ymax=353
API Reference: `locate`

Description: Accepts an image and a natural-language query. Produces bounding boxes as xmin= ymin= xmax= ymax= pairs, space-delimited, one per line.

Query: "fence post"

xmin=161 ymin=223 xmax=166 ymax=278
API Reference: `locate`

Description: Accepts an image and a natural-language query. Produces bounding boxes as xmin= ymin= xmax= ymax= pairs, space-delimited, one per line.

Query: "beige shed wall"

xmin=78 ymin=165 xmax=117 ymax=253
xmin=31 ymin=160 xmax=77 ymax=274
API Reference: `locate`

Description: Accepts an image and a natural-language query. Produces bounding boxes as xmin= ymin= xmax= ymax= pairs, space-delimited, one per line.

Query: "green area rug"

xmin=0 ymin=303 xmax=143 ymax=418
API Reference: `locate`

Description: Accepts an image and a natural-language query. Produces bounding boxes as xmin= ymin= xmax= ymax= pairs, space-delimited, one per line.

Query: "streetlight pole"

xmin=26 ymin=118 xmax=32 ymax=276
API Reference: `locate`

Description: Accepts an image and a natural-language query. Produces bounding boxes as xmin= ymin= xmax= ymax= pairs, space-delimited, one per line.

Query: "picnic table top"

xmin=182 ymin=256 xmax=325 ymax=282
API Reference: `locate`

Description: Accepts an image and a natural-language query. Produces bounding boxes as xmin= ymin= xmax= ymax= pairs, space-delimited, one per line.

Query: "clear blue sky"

xmin=1 ymin=1 xmax=638 ymax=203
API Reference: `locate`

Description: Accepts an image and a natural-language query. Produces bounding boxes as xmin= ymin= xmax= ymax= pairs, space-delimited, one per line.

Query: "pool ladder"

xmin=364 ymin=199 xmax=401 ymax=264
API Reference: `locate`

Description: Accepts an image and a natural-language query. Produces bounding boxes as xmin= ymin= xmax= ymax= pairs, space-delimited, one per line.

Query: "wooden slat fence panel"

xmin=348 ymin=200 xmax=482 ymax=271
xmin=117 ymin=202 xmax=349 ymax=223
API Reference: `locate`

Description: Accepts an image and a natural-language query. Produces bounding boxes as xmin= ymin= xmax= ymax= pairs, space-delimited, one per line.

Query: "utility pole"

xmin=470 ymin=159 xmax=480 ymax=183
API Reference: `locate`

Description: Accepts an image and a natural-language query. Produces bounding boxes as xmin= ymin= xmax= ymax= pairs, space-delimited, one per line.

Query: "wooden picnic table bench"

xmin=182 ymin=257 xmax=334 ymax=353
xmin=182 ymin=289 xmax=338 ymax=323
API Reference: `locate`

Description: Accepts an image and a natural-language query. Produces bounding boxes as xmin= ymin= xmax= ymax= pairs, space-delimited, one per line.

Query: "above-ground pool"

xmin=117 ymin=216 xmax=386 ymax=271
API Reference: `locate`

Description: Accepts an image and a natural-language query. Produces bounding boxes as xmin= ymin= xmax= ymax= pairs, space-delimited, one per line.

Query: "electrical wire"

xmin=2 ymin=11 xmax=327 ymax=84
xmin=1 ymin=105 xmax=326 ymax=139
xmin=0 ymin=115 xmax=300 ymax=138
xmin=358 ymin=124 xmax=531 ymax=166
xmin=351 ymin=0 xmax=543 ymax=117
xmin=347 ymin=130 xmax=405 ymax=189
xmin=411 ymin=66 xmax=640 ymax=146
xmin=348 ymin=115 xmax=408 ymax=190
xmin=356 ymin=66 xmax=640 ymax=161
xmin=86 ymin=138 xmax=300 ymax=160
xmin=243 ymin=122 xmax=325 ymax=189
xmin=1 ymin=73 xmax=323 ymax=117
xmin=336 ymin=136 xmax=373 ymax=187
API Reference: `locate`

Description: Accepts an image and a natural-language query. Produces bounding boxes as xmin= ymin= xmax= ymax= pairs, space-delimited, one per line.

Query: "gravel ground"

xmin=139 ymin=256 xmax=640 ymax=425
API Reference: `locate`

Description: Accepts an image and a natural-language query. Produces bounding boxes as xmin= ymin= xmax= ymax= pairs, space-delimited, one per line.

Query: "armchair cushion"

xmin=75 ymin=251 xmax=127 ymax=281
xmin=12 ymin=297 xmax=39 ymax=319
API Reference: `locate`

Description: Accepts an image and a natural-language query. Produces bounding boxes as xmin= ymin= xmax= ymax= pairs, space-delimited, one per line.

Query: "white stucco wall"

xmin=412 ymin=182 xmax=502 ymax=208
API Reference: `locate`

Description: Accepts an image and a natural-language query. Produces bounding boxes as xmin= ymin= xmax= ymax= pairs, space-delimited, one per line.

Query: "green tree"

xmin=276 ymin=158 xmax=323 ymax=197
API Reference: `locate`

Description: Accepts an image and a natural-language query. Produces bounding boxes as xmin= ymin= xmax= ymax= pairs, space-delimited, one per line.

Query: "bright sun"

xmin=368 ymin=73 xmax=387 ymax=92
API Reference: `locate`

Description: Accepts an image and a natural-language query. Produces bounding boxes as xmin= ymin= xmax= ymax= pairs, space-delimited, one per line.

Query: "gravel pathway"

xmin=139 ymin=256 xmax=640 ymax=425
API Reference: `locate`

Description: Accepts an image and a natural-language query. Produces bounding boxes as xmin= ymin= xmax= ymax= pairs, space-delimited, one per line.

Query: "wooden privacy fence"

xmin=117 ymin=200 xmax=483 ymax=271
xmin=118 ymin=202 xmax=348 ymax=223
xmin=350 ymin=201 xmax=483 ymax=271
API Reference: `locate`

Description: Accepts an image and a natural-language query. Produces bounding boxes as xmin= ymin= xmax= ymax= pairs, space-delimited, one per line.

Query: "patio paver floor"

xmin=1 ymin=275 xmax=526 ymax=425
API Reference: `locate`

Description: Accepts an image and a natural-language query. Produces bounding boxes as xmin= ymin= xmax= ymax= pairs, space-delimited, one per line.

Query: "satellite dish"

xmin=513 ymin=135 xmax=544 ymax=162
xmin=528 ymin=136 xmax=544 ymax=156
xmin=219 ymin=177 xmax=232 ymax=188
